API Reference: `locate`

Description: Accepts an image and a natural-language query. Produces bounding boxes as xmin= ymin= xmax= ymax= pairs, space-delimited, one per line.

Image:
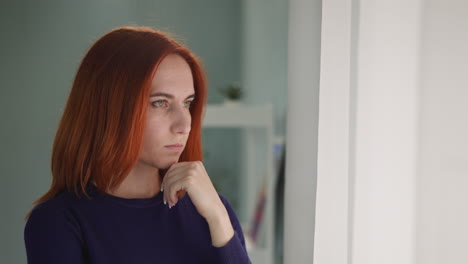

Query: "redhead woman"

xmin=24 ymin=26 xmax=251 ymax=264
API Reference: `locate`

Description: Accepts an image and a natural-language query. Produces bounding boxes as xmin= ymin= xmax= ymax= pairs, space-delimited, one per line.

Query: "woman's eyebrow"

xmin=150 ymin=92 xmax=195 ymax=100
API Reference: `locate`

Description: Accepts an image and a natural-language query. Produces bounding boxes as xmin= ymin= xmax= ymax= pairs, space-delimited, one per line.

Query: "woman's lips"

xmin=164 ymin=144 xmax=184 ymax=152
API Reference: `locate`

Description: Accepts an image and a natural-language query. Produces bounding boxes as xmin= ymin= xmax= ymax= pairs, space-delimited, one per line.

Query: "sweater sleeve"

xmin=24 ymin=204 xmax=86 ymax=264
xmin=212 ymin=194 xmax=251 ymax=264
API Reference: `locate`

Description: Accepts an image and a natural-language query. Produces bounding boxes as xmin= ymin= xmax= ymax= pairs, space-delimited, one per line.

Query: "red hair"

xmin=26 ymin=26 xmax=207 ymax=219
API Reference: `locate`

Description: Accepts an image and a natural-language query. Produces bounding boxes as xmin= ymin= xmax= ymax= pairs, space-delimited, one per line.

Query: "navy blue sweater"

xmin=24 ymin=184 xmax=251 ymax=263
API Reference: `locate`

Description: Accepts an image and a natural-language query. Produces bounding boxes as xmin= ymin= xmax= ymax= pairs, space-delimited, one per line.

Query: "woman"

xmin=24 ymin=26 xmax=251 ymax=264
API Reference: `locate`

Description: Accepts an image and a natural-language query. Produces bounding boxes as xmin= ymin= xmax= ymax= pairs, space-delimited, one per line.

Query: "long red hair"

xmin=26 ymin=26 xmax=207 ymax=219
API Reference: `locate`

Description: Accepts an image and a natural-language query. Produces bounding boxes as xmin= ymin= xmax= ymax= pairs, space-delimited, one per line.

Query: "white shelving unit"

xmin=203 ymin=104 xmax=275 ymax=264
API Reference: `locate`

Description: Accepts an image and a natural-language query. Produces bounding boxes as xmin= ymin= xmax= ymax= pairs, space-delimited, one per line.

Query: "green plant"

xmin=219 ymin=82 xmax=242 ymax=100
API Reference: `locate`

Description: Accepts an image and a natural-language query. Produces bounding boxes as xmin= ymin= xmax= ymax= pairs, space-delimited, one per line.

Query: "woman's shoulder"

xmin=24 ymin=190 xmax=86 ymax=261
xmin=27 ymin=188 xmax=96 ymax=229
xmin=31 ymin=189 xmax=85 ymax=212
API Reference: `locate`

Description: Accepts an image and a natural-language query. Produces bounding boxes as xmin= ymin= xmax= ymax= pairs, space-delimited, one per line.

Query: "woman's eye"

xmin=183 ymin=100 xmax=194 ymax=108
xmin=152 ymin=100 xmax=168 ymax=108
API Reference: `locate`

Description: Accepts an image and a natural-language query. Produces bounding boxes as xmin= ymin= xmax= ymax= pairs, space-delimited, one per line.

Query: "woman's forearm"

xmin=206 ymin=206 xmax=235 ymax=247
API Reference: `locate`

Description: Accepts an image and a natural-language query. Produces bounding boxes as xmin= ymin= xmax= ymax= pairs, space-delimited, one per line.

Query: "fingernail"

xmin=164 ymin=200 xmax=166 ymax=205
xmin=160 ymin=187 xmax=163 ymax=192
xmin=169 ymin=205 xmax=172 ymax=209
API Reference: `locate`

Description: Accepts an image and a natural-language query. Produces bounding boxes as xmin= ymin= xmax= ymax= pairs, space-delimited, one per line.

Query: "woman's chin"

xmin=157 ymin=159 xmax=180 ymax=170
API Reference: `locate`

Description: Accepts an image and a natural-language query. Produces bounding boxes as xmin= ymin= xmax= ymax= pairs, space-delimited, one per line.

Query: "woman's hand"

xmin=161 ymin=161 xmax=223 ymax=220
xmin=161 ymin=161 xmax=235 ymax=246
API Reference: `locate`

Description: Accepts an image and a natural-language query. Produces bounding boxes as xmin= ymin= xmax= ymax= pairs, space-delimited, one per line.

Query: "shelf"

xmin=203 ymin=104 xmax=273 ymax=128
xmin=202 ymin=103 xmax=275 ymax=264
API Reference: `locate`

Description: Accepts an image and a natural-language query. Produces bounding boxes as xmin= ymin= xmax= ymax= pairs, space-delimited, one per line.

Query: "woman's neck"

xmin=107 ymin=161 xmax=162 ymax=199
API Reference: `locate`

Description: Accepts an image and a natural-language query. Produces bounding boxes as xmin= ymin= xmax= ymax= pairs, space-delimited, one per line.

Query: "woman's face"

xmin=138 ymin=54 xmax=195 ymax=169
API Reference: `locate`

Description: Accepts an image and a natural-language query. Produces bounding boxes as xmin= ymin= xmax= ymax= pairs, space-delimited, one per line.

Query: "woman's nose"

xmin=171 ymin=107 xmax=191 ymax=134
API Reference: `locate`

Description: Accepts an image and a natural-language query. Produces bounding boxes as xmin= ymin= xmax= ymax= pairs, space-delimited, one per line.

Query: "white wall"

xmin=416 ymin=0 xmax=468 ymax=263
xmin=313 ymin=0 xmax=352 ymax=262
xmin=351 ymin=1 xmax=422 ymax=264
xmin=313 ymin=0 xmax=468 ymax=263
xmin=284 ymin=0 xmax=322 ymax=263
xmin=315 ymin=0 xmax=422 ymax=263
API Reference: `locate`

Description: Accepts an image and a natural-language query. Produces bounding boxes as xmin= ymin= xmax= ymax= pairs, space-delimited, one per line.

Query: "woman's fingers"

xmin=162 ymin=161 xmax=234 ymax=245
xmin=164 ymin=173 xmax=194 ymax=207
xmin=161 ymin=162 xmax=192 ymax=190
xmin=162 ymin=163 xmax=198 ymax=207
xmin=161 ymin=161 xmax=221 ymax=219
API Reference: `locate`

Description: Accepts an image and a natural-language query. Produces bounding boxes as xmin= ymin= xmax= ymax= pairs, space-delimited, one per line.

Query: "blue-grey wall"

xmin=241 ymin=0 xmax=289 ymax=137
